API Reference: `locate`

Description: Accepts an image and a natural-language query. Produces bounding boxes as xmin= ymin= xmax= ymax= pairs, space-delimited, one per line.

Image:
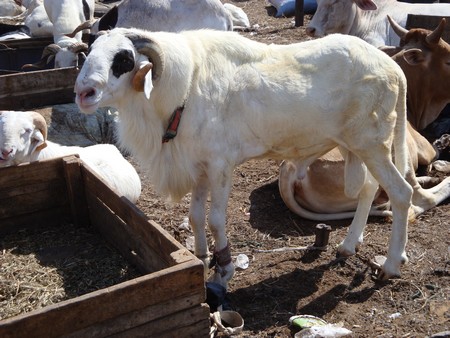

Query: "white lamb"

xmin=0 ymin=110 xmax=141 ymax=203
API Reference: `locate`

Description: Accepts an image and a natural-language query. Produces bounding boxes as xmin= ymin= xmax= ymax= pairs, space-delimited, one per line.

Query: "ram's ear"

xmin=31 ymin=129 xmax=47 ymax=152
xmin=132 ymin=62 xmax=153 ymax=99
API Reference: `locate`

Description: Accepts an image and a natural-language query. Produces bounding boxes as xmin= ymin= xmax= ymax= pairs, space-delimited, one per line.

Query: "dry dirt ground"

xmin=10 ymin=0 xmax=449 ymax=336
xmin=131 ymin=1 xmax=449 ymax=337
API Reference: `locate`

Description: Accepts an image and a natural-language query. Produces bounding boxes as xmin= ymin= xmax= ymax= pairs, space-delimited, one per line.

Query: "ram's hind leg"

xmin=361 ymin=151 xmax=413 ymax=280
xmin=337 ymin=157 xmax=379 ymax=257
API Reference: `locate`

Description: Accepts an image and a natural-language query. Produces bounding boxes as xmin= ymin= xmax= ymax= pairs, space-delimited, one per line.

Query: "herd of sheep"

xmin=0 ymin=0 xmax=450 ymax=291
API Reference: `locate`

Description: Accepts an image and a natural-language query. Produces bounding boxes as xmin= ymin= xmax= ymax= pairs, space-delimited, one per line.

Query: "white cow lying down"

xmin=74 ymin=28 xmax=411 ymax=286
xmin=0 ymin=110 xmax=141 ymax=203
xmin=279 ymin=122 xmax=450 ymax=221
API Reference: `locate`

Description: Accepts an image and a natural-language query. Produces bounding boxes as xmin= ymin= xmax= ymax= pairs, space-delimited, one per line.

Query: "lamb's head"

xmin=0 ymin=111 xmax=47 ymax=167
xmin=75 ymin=28 xmax=164 ymax=114
xmin=22 ymin=40 xmax=89 ymax=69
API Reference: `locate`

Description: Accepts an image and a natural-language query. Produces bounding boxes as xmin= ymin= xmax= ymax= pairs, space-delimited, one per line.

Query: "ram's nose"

xmin=0 ymin=147 xmax=14 ymax=160
xmin=75 ymin=84 xmax=101 ymax=114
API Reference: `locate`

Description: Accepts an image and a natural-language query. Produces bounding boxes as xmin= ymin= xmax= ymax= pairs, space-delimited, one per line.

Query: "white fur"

xmin=0 ymin=110 xmax=141 ymax=203
xmin=307 ymin=0 xmax=450 ymax=47
xmin=75 ymin=28 xmax=412 ymax=285
xmin=25 ymin=0 xmax=52 ymax=37
xmin=0 ymin=0 xmax=25 ymax=16
xmin=223 ymin=3 xmax=250 ymax=30
xmin=89 ymin=0 xmax=234 ymax=35
xmin=43 ymin=0 xmax=94 ymax=67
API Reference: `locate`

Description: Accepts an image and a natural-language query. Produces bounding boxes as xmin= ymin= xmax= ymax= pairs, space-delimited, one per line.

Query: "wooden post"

xmin=295 ymin=0 xmax=304 ymax=27
xmin=63 ymin=155 xmax=90 ymax=227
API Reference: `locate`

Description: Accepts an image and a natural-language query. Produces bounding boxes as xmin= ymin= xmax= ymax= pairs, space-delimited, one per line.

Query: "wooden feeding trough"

xmin=0 ymin=35 xmax=82 ymax=110
xmin=0 ymin=156 xmax=210 ymax=338
xmin=0 ymin=32 xmax=94 ymax=110
xmin=0 ymin=67 xmax=79 ymax=110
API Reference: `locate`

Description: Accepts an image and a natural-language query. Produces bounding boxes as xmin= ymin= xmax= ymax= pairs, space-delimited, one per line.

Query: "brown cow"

xmin=279 ymin=18 xmax=450 ymax=221
xmin=387 ymin=16 xmax=450 ymax=131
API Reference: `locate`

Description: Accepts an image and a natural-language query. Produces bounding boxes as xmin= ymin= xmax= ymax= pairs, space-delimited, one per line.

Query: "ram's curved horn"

xmin=66 ymin=19 xmax=95 ymax=38
xmin=30 ymin=111 xmax=48 ymax=151
xmin=68 ymin=42 xmax=89 ymax=53
xmin=426 ymin=18 xmax=446 ymax=45
xmin=127 ymin=34 xmax=164 ymax=80
xmin=132 ymin=63 xmax=153 ymax=92
xmin=387 ymin=15 xmax=408 ymax=39
xmin=21 ymin=43 xmax=61 ymax=69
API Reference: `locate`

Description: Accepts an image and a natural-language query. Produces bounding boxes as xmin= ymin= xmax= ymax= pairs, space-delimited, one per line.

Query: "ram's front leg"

xmin=207 ymin=169 xmax=235 ymax=289
xmin=189 ymin=178 xmax=210 ymax=277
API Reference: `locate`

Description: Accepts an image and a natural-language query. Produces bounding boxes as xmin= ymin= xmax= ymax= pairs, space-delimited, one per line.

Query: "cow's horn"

xmin=426 ymin=18 xmax=446 ymax=45
xmin=387 ymin=15 xmax=408 ymax=39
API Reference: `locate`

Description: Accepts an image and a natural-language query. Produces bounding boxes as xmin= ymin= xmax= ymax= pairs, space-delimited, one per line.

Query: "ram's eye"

xmin=23 ymin=128 xmax=32 ymax=134
xmin=111 ymin=49 xmax=135 ymax=78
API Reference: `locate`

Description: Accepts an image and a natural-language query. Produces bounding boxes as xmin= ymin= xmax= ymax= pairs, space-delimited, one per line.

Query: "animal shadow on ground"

xmin=227 ymin=256 xmax=386 ymax=333
xmin=228 ymin=178 xmax=391 ymax=333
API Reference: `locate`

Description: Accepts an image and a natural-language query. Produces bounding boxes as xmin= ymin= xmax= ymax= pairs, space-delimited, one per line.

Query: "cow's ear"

xmin=354 ymin=0 xmax=378 ymax=10
xmin=403 ymin=48 xmax=425 ymax=65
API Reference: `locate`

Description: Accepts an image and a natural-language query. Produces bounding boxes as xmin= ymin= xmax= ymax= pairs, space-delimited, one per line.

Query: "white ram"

xmin=67 ymin=0 xmax=250 ymax=38
xmin=74 ymin=28 xmax=412 ymax=287
xmin=23 ymin=0 xmax=94 ymax=69
xmin=0 ymin=110 xmax=141 ymax=203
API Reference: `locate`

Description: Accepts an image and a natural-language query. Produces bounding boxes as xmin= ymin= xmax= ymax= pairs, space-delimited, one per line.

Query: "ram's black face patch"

xmin=111 ymin=49 xmax=135 ymax=78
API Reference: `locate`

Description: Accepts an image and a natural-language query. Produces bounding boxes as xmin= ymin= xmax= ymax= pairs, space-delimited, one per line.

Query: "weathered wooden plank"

xmin=0 ymin=180 xmax=62 ymax=200
xmin=63 ymin=156 xmax=90 ymax=227
xmin=81 ymin=166 xmax=186 ymax=263
xmin=86 ymin=190 xmax=166 ymax=273
xmin=108 ymin=304 xmax=211 ymax=338
xmin=0 ymin=159 xmax=70 ymax=221
xmin=0 ymin=158 xmax=65 ymax=188
xmin=0 ymin=184 xmax=68 ymax=219
xmin=0 ymin=67 xmax=79 ymax=110
xmin=65 ymin=293 xmax=207 ymax=338
xmin=406 ymin=14 xmax=450 ymax=42
xmin=0 ymin=37 xmax=53 ymax=49
xmin=0 ymin=261 xmax=204 ymax=338
xmin=0 ymin=207 xmax=70 ymax=236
